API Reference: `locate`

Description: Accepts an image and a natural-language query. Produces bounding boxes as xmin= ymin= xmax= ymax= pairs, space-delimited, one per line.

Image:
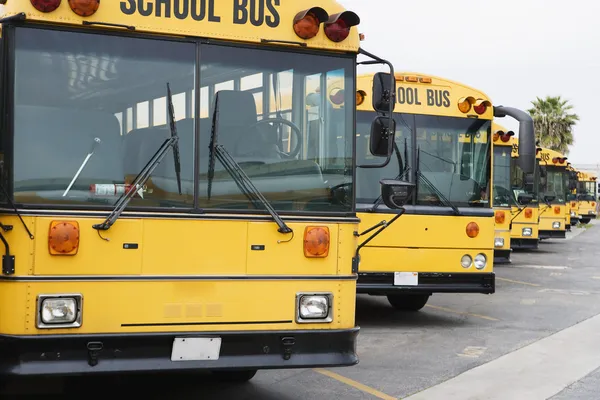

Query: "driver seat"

xmin=212 ymin=90 xmax=280 ymax=160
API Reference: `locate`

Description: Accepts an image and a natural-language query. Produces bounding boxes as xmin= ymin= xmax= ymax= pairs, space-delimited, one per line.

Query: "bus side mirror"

xmin=380 ymin=179 xmax=415 ymax=209
xmin=370 ymin=116 xmax=396 ymax=157
xmin=372 ymin=72 xmax=396 ymax=113
xmin=518 ymin=193 xmax=533 ymax=205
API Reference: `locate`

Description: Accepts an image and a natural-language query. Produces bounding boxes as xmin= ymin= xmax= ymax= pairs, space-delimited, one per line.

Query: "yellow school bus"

xmin=566 ymin=164 xmax=580 ymax=229
xmin=491 ymin=123 xmax=513 ymax=263
xmin=353 ymin=73 xmax=535 ymax=310
xmin=507 ymin=137 xmax=540 ymax=250
xmin=577 ymin=171 xmax=598 ymax=223
xmin=537 ymin=148 xmax=568 ymax=239
xmin=0 ymin=0 xmax=401 ymax=381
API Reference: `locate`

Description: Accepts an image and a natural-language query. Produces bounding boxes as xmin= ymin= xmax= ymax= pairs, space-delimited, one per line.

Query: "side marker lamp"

xmin=293 ymin=7 xmax=329 ymax=40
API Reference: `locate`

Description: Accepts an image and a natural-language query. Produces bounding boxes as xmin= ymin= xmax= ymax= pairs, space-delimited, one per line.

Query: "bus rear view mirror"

xmin=370 ymin=116 xmax=396 ymax=157
xmin=518 ymin=193 xmax=534 ymax=205
xmin=372 ymin=72 xmax=396 ymax=114
xmin=380 ymin=179 xmax=415 ymax=209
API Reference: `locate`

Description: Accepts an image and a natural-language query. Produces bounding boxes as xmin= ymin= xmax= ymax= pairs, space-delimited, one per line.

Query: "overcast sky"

xmin=341 ymin=0 xmax=600 ymax=164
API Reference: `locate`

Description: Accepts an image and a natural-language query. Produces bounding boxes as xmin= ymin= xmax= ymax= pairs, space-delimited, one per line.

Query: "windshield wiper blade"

xmin=167 ymin=84 xmax=182 ymax=195
xmin=417 ymin=170 xmax=461 ymax=215
xmin=93 ymin=83 xmax=180 ymax=232
xmin=214 ymin=145 xmax=292 ymax=234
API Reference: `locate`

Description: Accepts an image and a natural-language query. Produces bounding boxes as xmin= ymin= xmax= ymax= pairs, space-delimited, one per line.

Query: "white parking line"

xmin=404 ymin=313 xmax=600 ymax=400
xmin=511 ymin=265 xmax=570 ymax=270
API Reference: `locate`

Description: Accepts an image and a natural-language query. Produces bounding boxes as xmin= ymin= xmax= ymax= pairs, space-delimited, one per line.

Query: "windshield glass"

xmin=511 ymin=157 xmax=539 ymax=205
xmin=11 ymin=27 xmax=354 ymax=213
xmin=578 ymin=181 xmax=597 ymax=201
xmin=356 ymin=112 xmax=491 ymax=208
xmin=540 ymin=166 xmax=567 ymax=203
xmin=493 ymin=145 xmax=513 ymax=207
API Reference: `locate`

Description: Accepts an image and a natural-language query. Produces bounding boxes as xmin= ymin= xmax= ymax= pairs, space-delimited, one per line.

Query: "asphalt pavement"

xmin=4 ymin=221 xmax=600 ymax=399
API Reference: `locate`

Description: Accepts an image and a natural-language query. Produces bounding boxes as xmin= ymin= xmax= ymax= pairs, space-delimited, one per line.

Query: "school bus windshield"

xmin=578 ymin=181 xmax=597 ymax=201
xmin=356 ymin=111 xmax=491 ymax=207
xmin=13 ymin=27 xmax=354 ymax=212
xmin=541 ymin=166 xmax=568 ymax=203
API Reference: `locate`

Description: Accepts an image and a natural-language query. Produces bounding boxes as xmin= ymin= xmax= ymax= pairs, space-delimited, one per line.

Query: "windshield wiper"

xmin=416 ymin=148 xmax=461 ymax=216
xmin=93 ymin=83 xmax=180 ymax=233
xmin=207 ymin=94 xmax=292 ymax=235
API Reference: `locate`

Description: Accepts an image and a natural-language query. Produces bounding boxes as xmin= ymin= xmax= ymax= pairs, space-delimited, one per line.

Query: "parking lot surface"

xmin=5 ymin=222 xmax=600 ymax=399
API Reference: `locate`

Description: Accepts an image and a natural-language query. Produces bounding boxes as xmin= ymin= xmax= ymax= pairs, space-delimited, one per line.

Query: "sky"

xmin=340 ymin=0 xmax=600 ymax=165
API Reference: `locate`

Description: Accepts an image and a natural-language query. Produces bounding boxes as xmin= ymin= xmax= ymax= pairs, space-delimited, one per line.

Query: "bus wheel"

xmin=387 ymin=294 xmax=430 ymax=311
xmin=581 ymin=218 xmax=591 ymax=224
xmin=211 ymin=370 xmax=258 ymax=383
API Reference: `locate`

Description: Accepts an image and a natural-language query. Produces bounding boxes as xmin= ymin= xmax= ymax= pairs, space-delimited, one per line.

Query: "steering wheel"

xmin=329 ymin=182 xmax=353 ymax=207
xmin=253 ymin=118 xmax=302 ymax=159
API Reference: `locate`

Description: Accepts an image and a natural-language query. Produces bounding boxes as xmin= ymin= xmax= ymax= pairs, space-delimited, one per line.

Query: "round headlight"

xmin=474 ymin=254 xmax=487 ymax=270
xmin=461 ymin=255 xmax=472 ymax=269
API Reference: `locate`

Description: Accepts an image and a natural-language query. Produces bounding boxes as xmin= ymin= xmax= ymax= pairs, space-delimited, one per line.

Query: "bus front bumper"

xmin=493 ymin=249 xmax=512 ymax=264
xmin=539 ymin=230 xmax=567 ymax=239
xmin=357 ymin=272 xmax=495 ymax=295
xmin=511 ymin=238 xmax=539 ymax=250
xmin=0 ymin=328 xmax=359 ymax=376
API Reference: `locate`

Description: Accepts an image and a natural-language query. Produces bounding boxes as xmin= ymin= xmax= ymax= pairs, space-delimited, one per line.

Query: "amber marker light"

xmin=458 ymin=97 xmax=474 ymax=113
xmin=356 ymin=90 xmax=366 ymax=106
xmin=31 ymin=0 xmax=61 ymax=12
xmin=525 ymin=208 xmax=533 ymax=219
xmin=495 ymin=211 xmax=505 ymax=224
xmin=49 ymin=221 xmax=80 ymax=256
xmin=304 ymin=226 xmax=330 ymax=258
xmin=466 ymin=222 xmax=479 ymax=238
xmin=554 ymin=206 xmax=561 ymax=214
xmin=68 ymin=0 xmax=100 ymax=16
xmin=293 ymin=7 xmax=329 ymax=40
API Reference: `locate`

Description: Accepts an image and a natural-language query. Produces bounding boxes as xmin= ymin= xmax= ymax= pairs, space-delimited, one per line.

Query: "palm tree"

xmin=528 ymin=96 xmax=579 ymax=155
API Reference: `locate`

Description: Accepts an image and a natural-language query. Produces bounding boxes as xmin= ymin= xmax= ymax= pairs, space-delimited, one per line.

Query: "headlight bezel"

xmin=36 ymin=294 xmax=83 ymax=329
xmin=296 ymin=292 xmax=333 ymax=324
xmin=461 ymin=254 xmax=473 ymax=269
xmin=494 ymin=237 xmax=505 ymax=248
xmin=552 ymin=221 xmax=561 ymax=229
xmin=522 ymin=227 xmax=533 ymax=237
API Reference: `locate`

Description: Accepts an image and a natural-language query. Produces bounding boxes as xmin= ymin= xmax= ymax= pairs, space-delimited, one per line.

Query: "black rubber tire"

xmin=211 ymin=370 xmax=258 ymax=383
xmin=387 ymin=294 xmax=430 ymax=311
xmin=580 ymin=218 xmax=591 ymax=224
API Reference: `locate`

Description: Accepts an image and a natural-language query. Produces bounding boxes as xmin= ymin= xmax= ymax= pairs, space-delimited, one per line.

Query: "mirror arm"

xmin=351 ymin=209 xmax=405 ymax=273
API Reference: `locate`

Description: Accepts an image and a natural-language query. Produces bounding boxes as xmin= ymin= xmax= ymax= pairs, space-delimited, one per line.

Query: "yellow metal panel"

xmin=493 ymin=207 xmax=511 ymax=251
xmin=0 ymin=0 xmax=360 ymax=52
xmin=355 ymin=73 xmax=493 ymax=120
xmin=360 ymin=247 xmax=493 ymax=273
xmin=245 ymin=222 xmax=339 ymax=276
xmin=142 ymin=219 xmax=247 ymax=275
xmin=8 ymin=279 xmax=355 ymax=335
xmin=539 ymin=205 xmax=567 ymax=232
xmin=510 ymin=206 xmax=539 ymax=240
xmin=358 ymin=213 xmax=494 ymax=250
xmin=33 ymin=217 xmax=143 ymax=275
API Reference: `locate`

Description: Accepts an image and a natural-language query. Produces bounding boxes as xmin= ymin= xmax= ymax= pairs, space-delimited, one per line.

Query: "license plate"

xmin=394 ymin=272 xmax=418 ymax=286
xmin=171 ymin=337 xmax=221 ymax=362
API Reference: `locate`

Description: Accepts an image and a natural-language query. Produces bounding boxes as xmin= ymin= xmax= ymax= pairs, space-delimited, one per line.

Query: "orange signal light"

xmin=68 ymin=0 xmax=99 ymax=16
xmin=356 ymin=90 xmax=366 ymax=106
xmin=48 ymin=221 xmax=80 ymax=256
xmin=458 ymin=98 xmax=472 ymax=113
xmin=571 ymin=202 xmax=577 ymax=207
xmin=405 ymin=76 xmax=419 ymax=83
xmin=419 ymin=77 xmax=432 ymax=83
xmin=593 ymin=202 xmax=596 ymax=207
xmin=495 ymin=211 xmax=506 ymax=224
xmin=525 ymin=208 xmax=533 ymax=218
xmin=303 ymin=226 xmax=330 ymax=258
xmin=466 ymin=222 xmax=479 ymax=238
xmin=554 ymin=206 xmax=561 ymax=214
xmin=293 ymin=8 xmax=329 ymax=40
xmin=493 ymin=132 xmax=500 ymax=142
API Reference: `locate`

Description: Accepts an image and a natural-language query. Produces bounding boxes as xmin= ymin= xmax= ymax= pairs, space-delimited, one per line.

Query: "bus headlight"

xmin=296 ymin=293 xmax=332 ymax=323
xmin=474 ymin=254 xmax=487 ymax=270
xmin=522 ymin=228 xmax=532 ymax=237
xmin=553 ymin=222 xmax=561 ymax=229
xmin=494 ymin=238 xmax=505 ymax=248
xmin=461 ymin=255 xmax=473 ymax=268
xmin=37 ymin=294 xmax=82 ymax=329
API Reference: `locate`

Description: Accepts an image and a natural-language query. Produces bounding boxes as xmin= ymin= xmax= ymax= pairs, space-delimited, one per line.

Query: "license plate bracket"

xmin=394 ymin=272 xmax=418 ymax=286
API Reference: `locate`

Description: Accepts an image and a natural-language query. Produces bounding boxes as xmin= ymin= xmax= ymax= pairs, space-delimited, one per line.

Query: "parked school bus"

xmin=353 ymin=73 xmax=535 ymax=310
xmin=0 ymin=0 xmax=402 ymax=380
xmin=537 ymin=148 xmax=568 ymax=240
xmin=566 ymin=164 xmax=580 ymax=229
xmin=491 ymin=123 xmax=514 ymax=263
xmin=577 ymin=171 xmax=598 ymax=224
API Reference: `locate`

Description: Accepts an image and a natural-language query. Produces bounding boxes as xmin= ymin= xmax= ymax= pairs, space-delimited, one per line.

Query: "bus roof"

xmin=578 ymin=170 xmax=598 ymax=181
xmin=0 ymin=1 xmax=360 ymax=52
xmin=537 ymin=147 xmax=568 ymax=167
xmin=356 ymin=72 xmax=493 ymax=120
